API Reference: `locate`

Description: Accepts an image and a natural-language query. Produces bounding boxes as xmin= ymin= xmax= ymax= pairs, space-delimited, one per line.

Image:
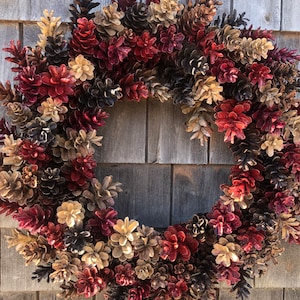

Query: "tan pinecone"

xmin=239 ymin=37 xmax=274 ymax=64
xmin=94 ymin=2 xmax=124 ymax=37
xmin=147 ymin=0 xmax=184 ymax=33
xmin=0 ymin=81 xmax=19 ymax=103
xmin=20 ymin=236 xmax=56 ymax=265
xmin=217 ymin=24 xmax=241 ymax=52
xmin=0 ymin=170 xmax=34 ymax=205
xmin=50 ymin=252 xmax=82 ymax=282
xmin=6 ymin=102 xmax=33 ymax=132
xmin=133 ymin=225 xmax=161 ymax=261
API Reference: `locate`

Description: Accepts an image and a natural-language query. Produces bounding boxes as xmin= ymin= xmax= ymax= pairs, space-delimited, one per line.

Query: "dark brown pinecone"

xmin=82 ymin=77 xmax=123 ymax=108
xmin=32 ymin=264 xmax=54 ymax=283
xmin=104 ymin=284 xmax=128 ymax=300
xmin=69 ymin=0 xmax=100 ymax=27
xmin=223 ymin=76 xmax=253 ymax=101
xmin=122 ymin=3 xmax=150 ymax=34
xmin=26 ymin=117 xmax=57 ymax=146
xmin=186 ymin=214 xmax=209 ymax=241
xmin=230 ymin=125 xmax=261 ymax=171
xmin=248 ymin=206 xmax=277 ymax=233
xmin=64 ymin=227 xmax=91 ymax=254
xmin=45 ymin=36 xmax=69 ymax=66
xmin=263 ymin=154 xmax=289 ymax=190
xmin=40 ymin=167 xmax=66 ymax=201
xmin=214 ymin=9 xmax=248 ymax=28
xmin=176 ymin=45 xmax=209 ymax=76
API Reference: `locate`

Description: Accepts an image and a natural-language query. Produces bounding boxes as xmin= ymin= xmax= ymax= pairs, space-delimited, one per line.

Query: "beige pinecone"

xmin=94 ymin=2 xmax=124 ymax=37
xmin=217 ymin=24 xmax=241 ymax=52
xmin=133 ymin=225 xmax=161 ymax=261
xmin=50 ymin=252 xmax=82 ymax=282
xmin=0 ymin=170 xmax=34 ymax=205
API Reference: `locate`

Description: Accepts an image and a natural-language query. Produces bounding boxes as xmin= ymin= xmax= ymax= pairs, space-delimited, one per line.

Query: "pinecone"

xmin=40 ymin=167 xmax=66 ymax=201
xmin=26 ymin=117 xmax=57 ymax=146
xmin=64 ymin=227 xmax=92 ymax=254
xmin=136 ymin=69 xmax=172 ymax=103
xmin=104 ymin=284 xmax=128 ymax=300
xmin=176 ymin=45 xmax=209 ymax=76
xmin=214 ymin=9 xmax=248 ymax=28
xmin=6 ymin=102 xmax=33 ymax=132
xmin=186 ymin=214 xmax=209 ymax=241
xmin=223 ymin=76 xmax=253 ymax=102
xmin=32 ymin=264 xmax=54 ymax=283
xmin=45 ymin=36 xmax=69 ymax=66
xmin=122 ymin=3 xmax=150 ymax=34
xmin=263 ymin=154 xmax=289 ymax=190
xmin=94 ymin=2 xmax=124 ymax=37
xmin=69 ymin=0 xmax=100 ymax=26
xmin=230 ymin=125 xmax=261 ymax=171
xmin=217 ymin=24 xmax=241 ymax=52
xmin=83 ymin=77 xmax=123 ymax=108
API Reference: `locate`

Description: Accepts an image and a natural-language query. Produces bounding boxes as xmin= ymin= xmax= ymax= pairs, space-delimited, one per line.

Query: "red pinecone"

xmin=134 ymin=31 xmax=159 ymax=63
xmin=70 ymin=17 xmax=99 ymax=56
xmin=39 ymin=64 xmax=76 ymax=103
xmin=119 ymin=74 xmax=148 ymax=101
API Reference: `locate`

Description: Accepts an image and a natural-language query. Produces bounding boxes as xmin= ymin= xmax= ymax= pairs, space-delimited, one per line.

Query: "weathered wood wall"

xmin=0 ymin=0 xmax=299 ymax=299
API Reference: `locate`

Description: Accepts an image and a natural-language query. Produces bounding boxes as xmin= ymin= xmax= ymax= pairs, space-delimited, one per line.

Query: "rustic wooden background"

xmin=0 ymin=0 xmax=300 ymax=299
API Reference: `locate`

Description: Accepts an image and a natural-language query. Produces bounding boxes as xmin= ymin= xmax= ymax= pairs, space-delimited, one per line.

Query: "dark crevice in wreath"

xmin=0 ymin=0 xmax=299 ymax=299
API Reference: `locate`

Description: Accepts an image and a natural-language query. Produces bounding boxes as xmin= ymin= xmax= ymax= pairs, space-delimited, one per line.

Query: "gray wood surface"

xmin=96 ymin=164 xmax=171 ymax=228
xmin=147 ymin=98 xmax=208 ymax=164
xmin=172 ymin=165 xmax=231 ymax=224
xmin=232 ymin=0 xmax=281 ymax=30
xmin=219 ymin=288 xmax=283 ymax=300
xmin=285 ymin=288 xmax=300 ymax=300
xmin=282 ymin=0 xmax=300 ymax=31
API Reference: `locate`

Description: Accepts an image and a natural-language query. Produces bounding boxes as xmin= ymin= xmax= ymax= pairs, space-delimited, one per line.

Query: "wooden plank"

xmin=172 ymin=165 xmax=231 ymax=224
xmin=209 ymin=124 xmax=235 ymax=165
xmin=39 ymin=291 xmax=93 ymax=300
xmin=96 ymin=164 xmax=171 ymax=228
xmin=0 ymin=228 xmax=58 ymax=291
xmin=0 ymin=1 xmax=29 ymax=21
xmin=273 ymin=32 xmax=300 ymax=53
xmin=0 ymin=23 xmax=20 ymax=83
xmin=0 ymin=215 xmax=18 ymax=228
xmin=214 ymin=0 xmax=231 ymax=23
xmin=255 ymin=242 xmax=300 ymax=288
xmin=281 ymin=0 xmax=300 ymax=32
xmin=285 ymin=288 xmax=300 ymax=300
xmin=219 ymin=288 xmax=283 ymax=300
xmin=96 ymin=100 xmax=147 ymax=164
xmin=232 ymin=0 xmax=281 ymax=30
xmin=147 ymin=98 xmax=208 ymax=164
xmin=0 ymin=292 xmax=37 ymax=300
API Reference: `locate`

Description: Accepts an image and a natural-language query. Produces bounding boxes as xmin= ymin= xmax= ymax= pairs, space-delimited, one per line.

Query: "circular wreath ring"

xmin=0 ymin=0 xmax=300 ymax=299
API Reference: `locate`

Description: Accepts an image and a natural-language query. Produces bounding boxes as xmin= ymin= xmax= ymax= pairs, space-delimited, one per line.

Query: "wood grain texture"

xmin=281 ymin=0 xmax=300 ymax=31
xmin=255 ymin=243 xmax=300 ymax=288
xmin=0 ymin=1 xmax=29 ymax=21
xmin=209 ymin=125 xmax=234 ymax=165
xmin=147 ymin=98 xmax=208 ymax=164
xmin=285 ymin=288 xmax=300 ymax=300
xmin=96 ymin=100 xmax=147 ymax=163
xmin=0 ymin=292 xmax=37 ymax=300
xmin=39 ymin=291 xmax=94 ymax=300
xmin=172 ymin=165 xmax=231 ymax=224
xmin=219 ymin=288 xmax=283 ymax=300
xmin=232 ymin=0 xmax=281 ymax=30
xmin=0 ymin=229 xmax=58 ymax=292
xmin=96 ymin=164 xmax=171 ymax=228
xmin=0 ymin=23 xmax=20 ymax=83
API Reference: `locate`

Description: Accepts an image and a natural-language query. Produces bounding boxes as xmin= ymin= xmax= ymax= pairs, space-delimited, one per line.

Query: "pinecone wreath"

xmin=0 ymin=0 xmax=300 ymax=299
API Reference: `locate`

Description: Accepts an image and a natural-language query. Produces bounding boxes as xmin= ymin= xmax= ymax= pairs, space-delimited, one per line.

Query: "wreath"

xmin=0 ymin=0 xmax=299 ymax=299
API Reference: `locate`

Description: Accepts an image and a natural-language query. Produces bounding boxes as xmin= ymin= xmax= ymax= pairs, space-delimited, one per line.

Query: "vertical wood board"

xmin=96 ymin=101 xmax=147 ymax=163
xmin=39 ymin=291 xmax=94 ymax=300
xmin=281 ymin=0 xmax=300 ymax=31
xmin=232 ymin=0 xmax=281 ymax=30
xmin=147 ymin=98 xmax=208 ymax=164
xmin=285 ymin=288 xmax=300 ymax=300
xmin=255 ymin=243 xmax=300 ymax=288
xmin=172 ymin=164 xmax=231 ymax=224
xmin=0 ymin=23 xmax=20 ymax=84
xmin=96 ymin=164 xmax=171 ymax=228
xmin=0 ymin=292 xmax=37 ymax=300
xmin=219 ymin=288 xmax=283 ymax=300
